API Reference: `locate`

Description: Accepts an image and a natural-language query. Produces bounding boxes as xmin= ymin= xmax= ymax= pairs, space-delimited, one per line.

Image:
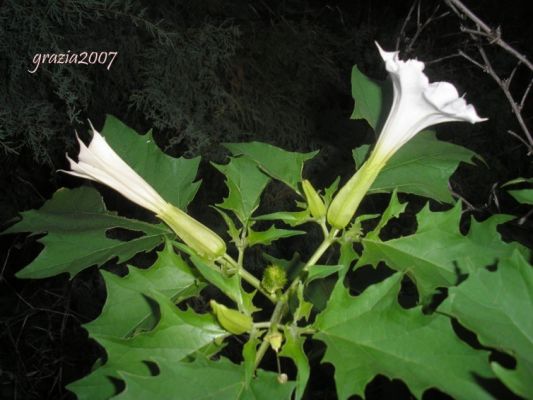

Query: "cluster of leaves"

xmin=4 ymin=62 xmax=533 ymax=400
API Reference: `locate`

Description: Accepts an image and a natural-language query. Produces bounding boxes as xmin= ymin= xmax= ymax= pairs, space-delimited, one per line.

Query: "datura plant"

xmin=4 ymin=44 xmax=532 ymax=400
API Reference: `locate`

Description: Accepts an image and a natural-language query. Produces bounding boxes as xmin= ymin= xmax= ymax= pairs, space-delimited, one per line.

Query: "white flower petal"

xmin=62 ymin=126 xmax=168 ymax=215
xmin=424 ymin=82 xmax=459 ymax=108
xmin=373 ymin=43 xmax=487 ymax=162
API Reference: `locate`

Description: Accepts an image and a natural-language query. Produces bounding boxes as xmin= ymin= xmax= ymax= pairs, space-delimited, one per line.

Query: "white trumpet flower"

xmin=61 ymin=124 xmax=226 ymax=259
xmin=327 ymin=43 xmax=487 ymax=229
xmin=373 ymin=43 xmax=486 ymax=162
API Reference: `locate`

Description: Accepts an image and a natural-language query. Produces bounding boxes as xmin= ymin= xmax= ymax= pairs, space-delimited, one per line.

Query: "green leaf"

xmin=353 ymin=131 xmax=478 ymax=202
xmin=492 ymin=361 xmax=533 ymax=400
xmin=305 ymin=265 xmax=344 ymax=285
xmin=508 ymin=188 xmax=533 ymax=205
xmin=322 ymin=177 xmax=340 ymax=207
xmin=213 ymin=207 xmax=242 ymax=243
xmin=242 ymin=335 xmax=260 ymax=387
xmin=314 ymin=273 xmax=494 ymax=400
xmin=190 ymin=256 xmax=256 ymax=314
xmin=358 ymin=202 xmax=528 ymax=300
xmin=292 ymin=282 xmax=313 ymax=323
xmin=280 ymin=328 xmax=310 ymax=400
xmin=224 ymin=142 xmax=318 ymax=194
xmin=84 ymin=240 xmax=200 ymax=338
xmin=114 ymin=357 xmax=295 ymax=400
xmin=304 ymin=277 xmax=336 ymax=313
xmin=214 ymin=157 xmax=271 ymax=225
xmin=101 ymin=115 xmax=201 ymax=210
xmin=365 ymin=190 xmax=406 ymax=240
xmin=439 ymin=251 xmax=533 ymax=398
xmin=350 ymin=65 xmax=387 ymax=129
xmin=247 ymin=226 xmax=305 ymax=247
xmin=6 ymin=187 xmax=169 ymax=279
xmin=337 ymin=242 xmax=360 ymax=281
xmin=353 ymin=144 xmax=370 ymax=169
xmin=253 ymin=210 xmax=310 ymax=227
xmin=68 ymin=293 xmax=227 ymax=400
xmin=303 ymin=242 xmax=356 ymax=313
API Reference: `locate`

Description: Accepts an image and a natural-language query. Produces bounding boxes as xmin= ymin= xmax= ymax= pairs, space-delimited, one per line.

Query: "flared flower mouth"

xmin=60 ymin=123 xmax=168 ymax=215
xmin=373 ymin=42 xmax=487 ymax=162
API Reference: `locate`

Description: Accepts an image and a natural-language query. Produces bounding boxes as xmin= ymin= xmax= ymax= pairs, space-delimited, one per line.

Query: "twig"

xmin=446 ymin=0 xmax=533 ymax=71
xmin=396 ymin=0 xmax=449 ymax=54
xmin=477 ymin=46 xmax=533 ymax=151
xmin=519 ymin=78 xmax=533 ymax=110
xmin=444 ymin=0 xmax=533 ymax=154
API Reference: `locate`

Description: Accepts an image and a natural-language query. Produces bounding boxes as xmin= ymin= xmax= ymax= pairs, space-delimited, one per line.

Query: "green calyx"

xmin=327 ymin=157 xmax=382 ymax=229
xmin=302 ymin=179 xmax=326 ymax=219
xmin=158 ymin=203 xmax=226 ymax=260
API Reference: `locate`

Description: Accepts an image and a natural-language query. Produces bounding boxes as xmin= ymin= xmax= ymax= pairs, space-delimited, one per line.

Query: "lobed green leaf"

xmin=439 ymin=251 xmax=533 ymax=398
xmin=113 ymin=357 xmax=295 ymax=400
xmin=224 ymin=142 xmax=318 ymax=194
xmin=358 ymin=202 xmax=528 ymax=300
xmin=213 ymin=156 xmax=270 ymax=226
xmin=6 ymin=187 xmax=169 ymax=279
xmin=101 ymin=115 xmax=201 ymax=210
xmin=314 ymin=273 xmax=494 ymax=400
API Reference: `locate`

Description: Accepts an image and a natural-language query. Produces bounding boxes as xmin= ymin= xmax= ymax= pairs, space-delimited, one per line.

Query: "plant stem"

xmin=253 ymin=322 xmax=272 ymax=329
xmin=254 ymin=299 xmax=286 ymax=368
xmin=303 ymin=229 xmax=338 ymax=271
xmin=254 ymin=229 xmax=339 ymax=368
xmin=222 ymin=254 xmax=277 ymax=304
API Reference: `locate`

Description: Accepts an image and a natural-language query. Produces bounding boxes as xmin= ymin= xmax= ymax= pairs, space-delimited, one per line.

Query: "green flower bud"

xmin=302 ymin=179 xmax=326 ymax=219
xmin=265 ymin=331 xmax=283 ymax=353
xmin=159 ymin=203 xmax=226 ymax=260
xmin=210 ymin=300 xmax=253 ymax=335
xmin=326 ymin=158 xmax=381 ymax=229
xmin=261 ymin=265 xmax=287 ymax=294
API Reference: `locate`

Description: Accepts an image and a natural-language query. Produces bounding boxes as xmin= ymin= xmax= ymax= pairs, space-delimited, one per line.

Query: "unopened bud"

xmin=302 ymin=180 xmax=326 ymax=219
xmin=265 ymin=331 xmax=283 ymax=353
xmin=210 ymin=300 xmax=253 ymax=335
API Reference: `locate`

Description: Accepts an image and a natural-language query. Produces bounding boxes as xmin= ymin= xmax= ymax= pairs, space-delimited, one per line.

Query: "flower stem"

xmin=254 ymin=229 xmax=339 ymax=368
xmin=303 ymin=229 xmax=338 ymax=271
xmin=254 ymin=298 xmax=286 ymax=368
xmin=222 ymin=254 xmax=277 ymax=304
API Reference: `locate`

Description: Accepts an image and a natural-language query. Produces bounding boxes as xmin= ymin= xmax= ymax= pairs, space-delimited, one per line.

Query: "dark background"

xmin=1 ymin=1 xmax=532 ymax=399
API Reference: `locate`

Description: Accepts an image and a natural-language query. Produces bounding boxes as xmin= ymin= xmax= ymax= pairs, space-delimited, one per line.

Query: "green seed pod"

xmin=302 ymin=179 xmax=326 ymax=219
xmin=210 ymin=300 xmax=253 ymax=335
xmin=158 ymin=203 xmax=226 ymax=260
xmin=261 ymin=265 xmax=287 ymax=294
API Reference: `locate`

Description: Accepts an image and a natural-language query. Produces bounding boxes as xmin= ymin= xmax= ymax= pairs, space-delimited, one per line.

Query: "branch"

xmin=445 ymin=0 xmax=533 ymax=71
xmin=445 ymin=0 xmax=533 ymax=154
